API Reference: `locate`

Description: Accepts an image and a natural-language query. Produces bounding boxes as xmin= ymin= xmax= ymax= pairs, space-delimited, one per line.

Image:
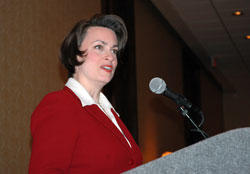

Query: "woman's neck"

xmin=72 ymin=76 xmax=103 ymax=104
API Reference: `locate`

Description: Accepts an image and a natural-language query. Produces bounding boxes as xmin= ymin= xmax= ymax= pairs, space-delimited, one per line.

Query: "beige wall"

xmin=134 ymin=0 xmax=186 ymax=163
xmin=0 ymin=1 xmax=100 ymax=173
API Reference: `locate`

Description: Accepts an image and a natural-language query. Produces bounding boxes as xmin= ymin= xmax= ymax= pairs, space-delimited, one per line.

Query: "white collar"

xmin=65 ymin=78 xmax=115 ymax=114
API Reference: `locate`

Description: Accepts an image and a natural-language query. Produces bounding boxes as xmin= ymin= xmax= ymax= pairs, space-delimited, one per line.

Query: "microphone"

xmin=149 ymin=77 xmax=208 ymax=139
xmin=149 ymin=77 xmax=192 ymax=109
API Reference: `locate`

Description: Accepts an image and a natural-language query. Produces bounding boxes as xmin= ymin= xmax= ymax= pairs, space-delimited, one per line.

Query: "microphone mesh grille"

xmin=149 ymin=77 xmax=166 ymax=94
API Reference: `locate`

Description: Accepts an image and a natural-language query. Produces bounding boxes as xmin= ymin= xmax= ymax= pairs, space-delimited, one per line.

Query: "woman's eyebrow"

xmin=92 ymin=40 xmax=118 ymax=48
xmin=92 ymin=40 xmax=107 ymax=45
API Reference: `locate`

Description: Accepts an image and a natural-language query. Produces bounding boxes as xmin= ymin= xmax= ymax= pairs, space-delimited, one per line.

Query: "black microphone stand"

xmin=178 ymin=105 xmax=209 ymax=140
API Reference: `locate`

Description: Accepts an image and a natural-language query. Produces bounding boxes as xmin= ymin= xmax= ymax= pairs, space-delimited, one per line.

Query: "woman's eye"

xmin=111 ymin=49 xmax=118 ymax=55
xmin=94 ymin=45 xmax=103 ymax=50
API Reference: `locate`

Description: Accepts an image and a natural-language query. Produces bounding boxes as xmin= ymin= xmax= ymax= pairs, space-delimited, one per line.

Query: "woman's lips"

xmin=101 ymin=65 xmax=113 ymax=73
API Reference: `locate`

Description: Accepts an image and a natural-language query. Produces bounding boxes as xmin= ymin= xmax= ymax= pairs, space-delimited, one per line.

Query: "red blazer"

xmin=29 ymin=87 xmax=142 ymax=174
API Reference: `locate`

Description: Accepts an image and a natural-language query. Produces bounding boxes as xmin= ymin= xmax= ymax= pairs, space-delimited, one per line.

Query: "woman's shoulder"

xmin=30 ymin=87 xmax=83 ymax=134
xmin=40 ymin=86 xmax=80 ymax=106
xmin=32 ymin=87 xmax=82 ymax=117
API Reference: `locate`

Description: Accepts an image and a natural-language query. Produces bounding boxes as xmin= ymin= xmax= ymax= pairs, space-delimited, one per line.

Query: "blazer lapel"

xmin=85 ymin=105 xmax=132 ymax=151
xmin=111 ymin=109 xmax=137 ymax=150
xmin=64 ymin=86 xmax=134 ymax=151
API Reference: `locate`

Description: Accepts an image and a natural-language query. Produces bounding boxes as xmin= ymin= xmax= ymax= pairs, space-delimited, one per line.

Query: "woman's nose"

xmin=104 ymin=51 xmax=114 ymax=61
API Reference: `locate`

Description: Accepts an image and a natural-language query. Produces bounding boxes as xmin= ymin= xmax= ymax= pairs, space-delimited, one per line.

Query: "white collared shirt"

xmin=65 ymin=78 xmax=131 ymax=147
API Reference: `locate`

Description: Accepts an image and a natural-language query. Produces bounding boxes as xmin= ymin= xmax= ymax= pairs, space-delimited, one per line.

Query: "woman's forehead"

xmin=82 ymin=26 xmax=118 ymax=46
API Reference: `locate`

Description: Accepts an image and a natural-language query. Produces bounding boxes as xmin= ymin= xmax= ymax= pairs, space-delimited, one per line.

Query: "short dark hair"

xmin=59 ymin=14 xmax=128 ymax=77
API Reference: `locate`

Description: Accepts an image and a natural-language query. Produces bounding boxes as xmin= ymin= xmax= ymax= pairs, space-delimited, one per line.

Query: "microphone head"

xmin=149 ymin=77 xmax=166 ymax=94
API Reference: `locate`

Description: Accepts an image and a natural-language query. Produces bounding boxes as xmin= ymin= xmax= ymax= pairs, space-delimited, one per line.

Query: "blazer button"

xmin=129 ymin=159 xmax=134 ymax=165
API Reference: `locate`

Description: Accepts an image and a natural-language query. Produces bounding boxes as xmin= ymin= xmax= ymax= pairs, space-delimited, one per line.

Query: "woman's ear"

xmin=76 ymin=55 xmax=82 ymax=62
xmin=76 ymin=54 xmax=85 ymax=63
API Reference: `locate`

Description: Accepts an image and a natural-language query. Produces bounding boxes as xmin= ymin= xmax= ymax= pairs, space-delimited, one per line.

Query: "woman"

xmin=29 ymin=14 xmax=142 ymax=174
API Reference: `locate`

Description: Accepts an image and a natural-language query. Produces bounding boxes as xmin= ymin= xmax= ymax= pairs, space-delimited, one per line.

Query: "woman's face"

xmin=75 ymin=26 xmax=118 ymax=88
